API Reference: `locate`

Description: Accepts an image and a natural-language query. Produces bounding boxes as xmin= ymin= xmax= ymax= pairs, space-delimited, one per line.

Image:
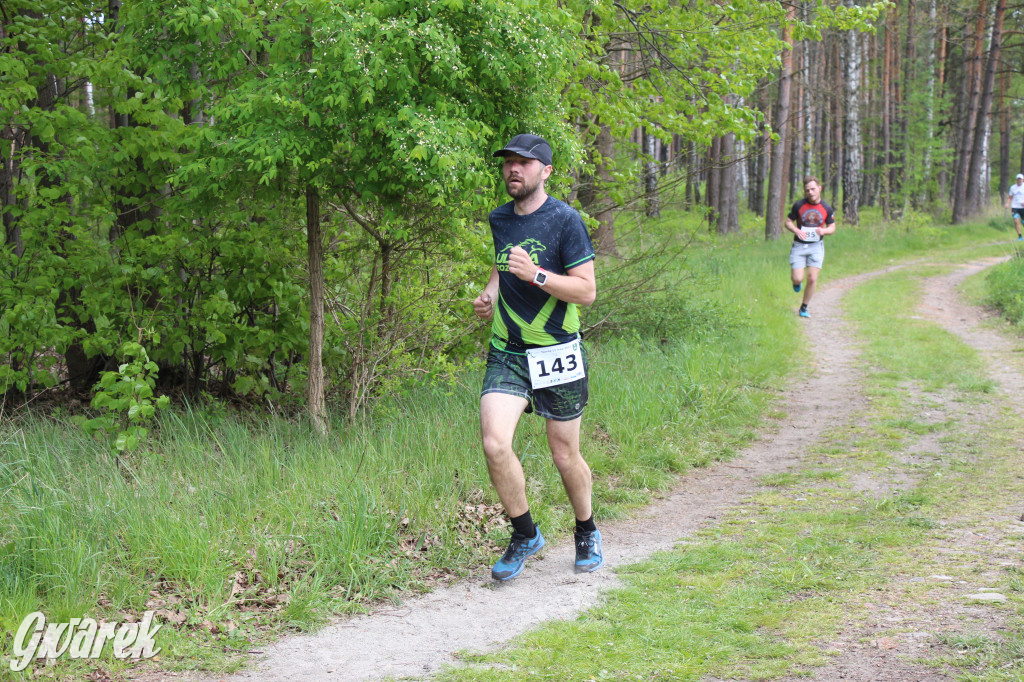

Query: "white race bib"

xmin=803 ymin=226 xmax=820 ymax=242
xmin=526 ymin=339 xmax=585 ymax=389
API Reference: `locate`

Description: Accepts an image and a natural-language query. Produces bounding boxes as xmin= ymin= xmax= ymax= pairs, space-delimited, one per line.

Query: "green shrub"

xmin=985 ymin=248 xmax=1024 ymax=326
xmin=77 ymin=341 xmax=170 ymax=456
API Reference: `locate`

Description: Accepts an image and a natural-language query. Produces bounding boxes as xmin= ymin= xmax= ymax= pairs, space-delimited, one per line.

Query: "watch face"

xmin=535 ymin=270 xmax=547 ymax=285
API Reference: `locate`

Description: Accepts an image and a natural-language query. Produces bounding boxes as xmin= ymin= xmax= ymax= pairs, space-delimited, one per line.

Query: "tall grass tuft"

xmin=986 ymin=246 xmax=1024 ymax=327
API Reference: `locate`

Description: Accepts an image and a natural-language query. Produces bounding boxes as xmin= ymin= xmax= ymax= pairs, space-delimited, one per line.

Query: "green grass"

xmin=846 ymin=267 xmax=996 ymax=393
xmin=984 ymin=246 xmax=1024 ymax=328
xmin=1 ymin=206 xmax=1022 ymax=679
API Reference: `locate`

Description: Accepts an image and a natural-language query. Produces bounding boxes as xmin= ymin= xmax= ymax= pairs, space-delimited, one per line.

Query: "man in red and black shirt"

xmin=785 ymin=176 xmax=836 ymax=318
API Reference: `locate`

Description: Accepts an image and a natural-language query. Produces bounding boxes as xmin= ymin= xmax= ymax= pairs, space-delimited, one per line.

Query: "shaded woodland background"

xmin=2 ymin=0 xmax=1021 ymax=427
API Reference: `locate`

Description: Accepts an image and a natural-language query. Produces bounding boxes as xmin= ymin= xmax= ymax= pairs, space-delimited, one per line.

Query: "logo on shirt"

xmin=800 ymin=206 xmax=824 ymax=228
xmin=495 ymin=239 xmax=547 ymax=271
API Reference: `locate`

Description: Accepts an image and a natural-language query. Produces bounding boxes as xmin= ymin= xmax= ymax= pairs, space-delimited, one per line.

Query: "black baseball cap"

xmin=493 ymin=134 xmax=553 ymax=167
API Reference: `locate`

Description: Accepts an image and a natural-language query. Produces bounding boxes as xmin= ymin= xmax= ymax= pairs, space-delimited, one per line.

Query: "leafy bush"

xmin=78 ymin=341 xmax=170 ymax=455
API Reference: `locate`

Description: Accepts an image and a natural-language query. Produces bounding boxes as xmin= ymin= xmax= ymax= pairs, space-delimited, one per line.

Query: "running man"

xmin=785 ymin=176 xmax=837 ymax=318
xmin=1005 ymin=173 xmax=1024 ymax=241
xmin=472 ymin=133 xmax=603 ymax=581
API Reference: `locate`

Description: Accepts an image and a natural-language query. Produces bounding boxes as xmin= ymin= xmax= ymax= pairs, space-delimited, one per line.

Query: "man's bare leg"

xmin=480 ymin=392 xmax=530 ymax=517
xmin=546 ymin=415 xmax=603 ymax=572
xmin=545 ymin=416 xmax=592 ymax=521
xmin=791 ymin=267 xmax=805 ymax=291
xmin=803 ymin=266 xmax=821 ymax=306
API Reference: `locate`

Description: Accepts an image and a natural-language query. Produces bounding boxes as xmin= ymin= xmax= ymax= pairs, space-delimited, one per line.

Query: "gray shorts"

xmin=790 ymin=240 xmax=825 ymax=269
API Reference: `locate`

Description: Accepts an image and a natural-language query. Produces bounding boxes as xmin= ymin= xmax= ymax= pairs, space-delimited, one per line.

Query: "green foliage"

xmin=558 ymin=0 xmax=889 ymax=244
xmin=589 ymin=246 xmax=737 ymax=344
xmin=179 ymin=0 xmax=578 ymax=413
xmin=0 ymin=0 xmax=894 ymax=422
xmin=79 ymin=341 xmax=170 ymax=453
xmin=1 ymin=0 xmax=578 ymax=416
xmin=985 ymin=249 xmax=1024 ymax=327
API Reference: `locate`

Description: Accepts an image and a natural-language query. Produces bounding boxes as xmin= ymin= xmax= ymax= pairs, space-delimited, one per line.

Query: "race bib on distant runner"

xmin=526 ymin=339 xmax=585 ymax=389
xmin=803 ymin=226 xmax=820 ymax=242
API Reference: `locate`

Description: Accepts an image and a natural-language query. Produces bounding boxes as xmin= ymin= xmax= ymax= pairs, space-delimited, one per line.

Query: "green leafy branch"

xmin=81 ymin=340 xmax=170 ymax=455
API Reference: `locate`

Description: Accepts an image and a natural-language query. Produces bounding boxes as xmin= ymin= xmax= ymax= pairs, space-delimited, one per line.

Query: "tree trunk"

xmin=0 ymin=132 xmax=23 ymax=256
xmin=998 ymin=67 xmax=1009 ymax=202
xmin=881 ymin=8 xmax=893 ymax=219
xmin=766 ymin=5 xmax=796 ymax=240
xmin=830 ymin=35 xmax=843 ymax=201
xmin=936 ymin=16 xmax=949 ymax=198
xmin=787 ymin=91 xmax=798 ymax=202
xmin=0 ymin=7 xmax=23 ymax=255
xmin=306 ymin=185 xmax=328 ymax=434
xmin=1020 ymin=125 xmax=1024 ymax=183
xmin=707 ymin=136 xmax=721 ymax=231
xmin=588 ymin=121 xmax=617 ymax=256
xmin=842 ymin=0 xmax=862 ymax=226
xmin=897 ymin=0 xmax=915 ymax=213
xmin=746 ymin=139 xmax=758 ymax=213
xmin=643 ymin=125 xmax=660 ymax=218
xmin=952 ymin=0 xmax=988 ymax=223
xmin=923 ymin=0 xmax=937 ymax=202
xmin=718 ymin=131 xmax=738 ymax=234
xmin=685 ymin=139 xmax=696 ymax=207
xmin=965 ymin=0 xmax=1004 ymax=215
xmin=800 ymin=36 xmax=812 ymax=182
xmin=751 ymin=93 xmax=770 ymax=217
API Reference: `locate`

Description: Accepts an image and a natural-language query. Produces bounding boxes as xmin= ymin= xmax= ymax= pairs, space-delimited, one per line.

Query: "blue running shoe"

xmin=492 ymin=529 xmax=544 ymax=581
xmin=1018 ymin=234 xmax=1023 ymax=241
xmin=799 ymin=305 xmax=810 ymax=318
xmin=793 ymin=283 xmax=802 ymax=293
xmin=574 ymin=529 xmax=604 ymax=573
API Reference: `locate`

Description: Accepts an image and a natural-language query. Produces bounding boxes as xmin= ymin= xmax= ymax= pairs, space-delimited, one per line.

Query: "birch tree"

xmin=965 ymin=0 xmax=1005 ymax=215
xmin=843 ymin=0 xmax=863 ymax=226
xmin=952 ymin=0 xmax=988 ymax=223
xmin=766 ymin=4 xmax=796 ymax=240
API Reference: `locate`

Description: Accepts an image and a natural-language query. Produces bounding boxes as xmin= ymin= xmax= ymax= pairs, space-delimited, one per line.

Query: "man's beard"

xmin=506 ymin=175 xmax=541 ymax=200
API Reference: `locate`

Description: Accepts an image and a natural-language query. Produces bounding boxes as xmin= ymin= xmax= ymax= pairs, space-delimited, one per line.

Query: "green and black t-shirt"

xmin=488 ymin=196 xmax=595 ymax=352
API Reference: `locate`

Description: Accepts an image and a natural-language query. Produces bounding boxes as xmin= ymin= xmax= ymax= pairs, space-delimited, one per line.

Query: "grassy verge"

xmin=0 ymin=209 xmax=1018 ymax=679
xmin=433 ymin=265 xmax=1024 ymax=680
xmin=983 ymin=245 xmax=1024 ymax=329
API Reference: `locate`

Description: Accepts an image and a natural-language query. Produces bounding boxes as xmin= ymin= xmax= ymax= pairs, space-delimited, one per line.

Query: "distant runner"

xmin=785 ymin=176 xmax=837 ymax=318
xmin=1004 ymin=173 xmax=1024 ymax=241
xmin=472 ymin=133 xmax=603 ymax=581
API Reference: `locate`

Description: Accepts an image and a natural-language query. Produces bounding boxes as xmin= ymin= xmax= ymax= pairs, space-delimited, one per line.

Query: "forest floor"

xmin=133 ymin=252 xmax=1024 ymax=682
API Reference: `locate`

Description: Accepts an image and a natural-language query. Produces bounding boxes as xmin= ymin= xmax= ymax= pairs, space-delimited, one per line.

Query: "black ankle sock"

xmin=575 ymin=515 xmax=597 ymax=534
xmin=510 ymin=511 xmax=536 ymax=538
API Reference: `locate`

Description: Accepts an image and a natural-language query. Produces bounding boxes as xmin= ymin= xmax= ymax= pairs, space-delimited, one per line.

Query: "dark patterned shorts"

xmin=481 ymin=344 xmax=589 ymax=421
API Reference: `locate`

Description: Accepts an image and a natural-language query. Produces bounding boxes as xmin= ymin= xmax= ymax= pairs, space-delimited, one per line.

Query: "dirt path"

xmin=919 ymin=257 xmax=1024 ymax=406
xmin=771 ymin=255 xmax=1024 ymax=682
xmin=139 ymin=257 xmax=1022 ymax=682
